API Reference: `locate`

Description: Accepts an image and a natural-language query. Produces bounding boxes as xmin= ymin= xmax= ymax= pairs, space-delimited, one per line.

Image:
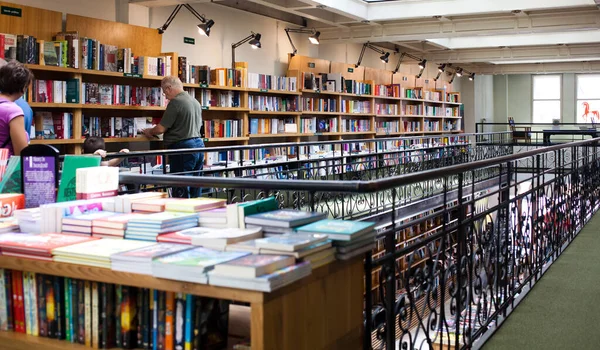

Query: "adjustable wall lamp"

xmin=157 ymin=4 xmax=215 ymax=36
xmin=285 ymin=28 xmax=320 ymax=56
xmin=231 ymin=32 xmax=262 ymax=69
xmin=356 ymin=42 xmax=391 ymax=67
xmin=393 ymin=52 xmax=427 ymax=74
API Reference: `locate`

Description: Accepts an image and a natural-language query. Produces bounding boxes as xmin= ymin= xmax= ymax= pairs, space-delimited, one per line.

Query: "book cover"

xmin=244 ymin=209 xmax=326 ymax=228
xmin=158 ymin=291 xmax=165 ymax=350
xmin=158 ymin=227 xmax=222 ymax=244
xmin=164 ymin=198 xmax=226 ymax=213
xmin=235 ymin=197 xmax=279 ymax=228
xmin=153 ymin=248 xmax=249 ymax=271
xmin=29 ymin=272 xmax=39 ymax=336
xmin=296 ymin=219 xmax=376 ymax=239
xmin=152 ymin=290 xmax=158 ymax=350
xmin=0 ymin=269 xmax=8 ymax=331
xmin=92 ymin=282 xmax=99 ymax=348
xmin=212 ymin=254 xmax=295 ymax=278
xmin=70 ymin=278 xmax=78 ymax=343
xmin=77 ymin=280 xmax=85 ymax=344
xmin=115 ymin=285 xmax=122 ymax=348
xmin=189 ymin=227 xmax=263 ymax=250
xmin=0 ymin=232 xmax=97 ymax=256
xmin=174 ymin=293 xmax=185 ymax=350
xmin=254 ymin=234 xmax=329 ymax=252
xmin=84 ymin=281 xmax=91 ymax=347
xmin=112 ymin=243 xmax=193 ymax=261
xmin=64 ymin=278 xmax=71 ymax=342
xmin=56 ymin=156 xmax=102 ymax=202
xmin=0 ymin=193 xmax=25 ymax=218
xmin=54 ymin=276 xmax=65 ymax=340
xmin=165 ymin=292 xmax=174 ymax=350
xmin=184 ymin=295 xmax=192 ymax=350
xmin=62 ymin=211 xmax=118 ymax=227
xmin=22 ymin=272 xmax=31 ymax=335
xmin=52 ymin=239 xmax=155 ymax=261
xmin=93 ymin=213 xmax=147 ymax=230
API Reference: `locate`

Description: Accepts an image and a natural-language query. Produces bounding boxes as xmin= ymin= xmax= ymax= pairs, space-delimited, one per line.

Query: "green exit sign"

xmin=1 ymin=6 xmax=22 ymax=17
xmin=348 ymin=67 xmax=354 ymax=73
xmin=183 ymin=37 xmax=195 ymax=45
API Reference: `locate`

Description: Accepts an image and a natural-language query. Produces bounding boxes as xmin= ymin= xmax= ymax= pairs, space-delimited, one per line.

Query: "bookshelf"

xmin=0 ymin=255 xmax=364 ymax=350
xmin=8 ymin=3 xmax=462 ymax=154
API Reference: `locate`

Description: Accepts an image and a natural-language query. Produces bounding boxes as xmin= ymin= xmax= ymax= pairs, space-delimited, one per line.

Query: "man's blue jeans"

xmin=168 ymin=138 xmax=204 ymax=198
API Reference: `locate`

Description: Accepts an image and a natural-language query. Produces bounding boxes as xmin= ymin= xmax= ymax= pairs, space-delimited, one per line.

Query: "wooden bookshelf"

xmin=30 ymin=138 xmax=83 ymax=145
xmin=248 ymin=111 xmax=301 ymax=115
xmin=0 ymin=255 xmax=364 ymax=350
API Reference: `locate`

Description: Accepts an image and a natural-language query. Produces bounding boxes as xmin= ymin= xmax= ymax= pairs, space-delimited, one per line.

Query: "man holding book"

xmin=142 ymin=76 xmax=204 ymax=198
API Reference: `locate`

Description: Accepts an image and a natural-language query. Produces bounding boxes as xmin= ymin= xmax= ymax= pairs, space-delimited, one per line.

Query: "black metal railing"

xmin=119 ymin=136 xmax=600 ymax=349
xmin=476 ymin=122 xmax=599 ymax=145
xmin=111 ymin=132 xmax=512 ymax=220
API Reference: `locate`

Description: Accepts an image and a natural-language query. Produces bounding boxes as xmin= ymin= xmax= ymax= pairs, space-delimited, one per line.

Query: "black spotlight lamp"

xmin=356 ymin=42 xmax=391 ymax=67
xmin=232 ymin=32 xmax=262 ymax=69
xmin=285 ymin=28 xmax=320 ymax=56
xmin=157 ymin=4 xmax=215 ymax=37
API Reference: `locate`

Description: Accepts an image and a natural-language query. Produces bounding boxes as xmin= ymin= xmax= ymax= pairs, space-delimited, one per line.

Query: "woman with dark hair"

xmin=0 ymin=61 xmax=32 ymax=156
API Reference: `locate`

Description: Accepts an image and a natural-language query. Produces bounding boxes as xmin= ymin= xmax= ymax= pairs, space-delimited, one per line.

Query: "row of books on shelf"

xmin=248 ymin=95 xmax=298 ymax=112
xmin=423 ymin=120 xmax=441 ymax=132
xmin=341 ymin=119 xmax=371 ymax=133
xmin=247 ymin=73 xmax=297 ymax=92
xmin=341 ymin=100 xmax=371 ymax=114
xmin=193 ymin=89 xmax=241 ymax=108
xmin=299 ymin=117 xmax=338 ymax=134
xmin=373 ymin=84 xmax=402 ymax=98
xmin=249 ymin=118 xmax=296 ymax=135
xmin=302 ymin=98 xmax=337 ymax=113
xmin=301 ymin=72 xmax=372 ymax=95
xmin=376 ymin=121 xmax=400 ymax=134
xmin=375 ymin=103 xmax=398 ymax=115
xmin=423 ymin=90 xmax=442 ymax=101
xmin=0 ymin=269 xmax=233 ymax=349
xmin=27 ymin=79 xmax=79 ymax=104
xmin=178 ymin=60 xmax=249 ymax=88
xmin=444 ymin=120 xmax=462 ymax=131
xmin=204 ymin=119 xmax=244 ymax=138
xmin=425 ymin=106 xmax=460 ymax=117
xmin=404 ymin=105 xmax=423 ymax=115
xmin=33 ymin=112 xmax=74 ymax=140
xmin=82 ymin=116 xmax=153 ymax=138
xmin=82 ymin=83 xmax=166 ymax=107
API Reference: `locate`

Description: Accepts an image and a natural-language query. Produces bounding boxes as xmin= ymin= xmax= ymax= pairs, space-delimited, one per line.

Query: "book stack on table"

xmin=296 ymin=219 xmax=376 ymax=260
xmin=90 ymin=213 xmax=147 ymax=238
xmin=61 ymin=211 xmax=118 ymax=235
xmin=111 ymin=242 xmax=194 ymax=275
xmin=244 ymin=209 xmax=326 ymax=236
xmin=0 ymin=232 xmax=97 ymax=261
xmin=124 ymin=212 xmax=199 ymax=241
xmin=52 ymin=239 xmax=155 ymax=268
xmin=208 ymin=254 xmax=311 ymax=292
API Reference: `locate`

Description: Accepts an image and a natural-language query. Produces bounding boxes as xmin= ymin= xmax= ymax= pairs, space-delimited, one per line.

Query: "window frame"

xmin=576 ymin=74 xmax=600 ymax=124
xmin=531 ymin=74 xmax=562 ymax=124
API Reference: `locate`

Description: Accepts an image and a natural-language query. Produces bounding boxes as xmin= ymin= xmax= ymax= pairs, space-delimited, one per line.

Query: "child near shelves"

xmin=83 ymin=136 xmax=129 ymax=167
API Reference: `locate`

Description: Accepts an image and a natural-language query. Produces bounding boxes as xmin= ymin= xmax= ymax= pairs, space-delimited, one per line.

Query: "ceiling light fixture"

xmin=469 ymin=73 xmax=475 ymax=81
xmin=438 ymin=64 xmax=446 ymax=73
xmin=157 ymin=4 xmax=215 ymax=37
xmin=232 ymin=32 xmax=262 ymax=69
xmin=285 ymin=28 xmax=321 ymax=56
xmin=355 ymin=42 xmax=391 ymax=67
xmin=455 ymin=68 xmax=463 ymax=77
xmin=418 ymin=59 xmax=427 ymax=69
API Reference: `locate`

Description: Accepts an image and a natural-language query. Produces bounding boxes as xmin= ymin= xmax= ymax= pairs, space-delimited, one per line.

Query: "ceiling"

xmin=130 ymin=0 xmax=600 ymax=74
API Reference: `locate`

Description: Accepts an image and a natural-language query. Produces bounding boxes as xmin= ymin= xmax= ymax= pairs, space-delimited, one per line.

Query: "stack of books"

xmin=124 ymin=212 xmax=199 ymax=241
xmin=208 ymin=255 xmax=312 ymax=292
xmin=91 ymin=213 xmax=147 ymax=238
xmin=61 ymin=211 xmax=117 ymax=235
xmin=158 ymin=227 xmax=220 ymax=244
xmin=0 ymin=233 xmax=97 ymax=261
xmin=0 ymin=216 xmax=19 ymax=233
xmin=152 ymin=247 xmax=250 ymax=284
xmin=198 ymin=207 xmax=228 ymax=228
xmin=52 ymin=239 xmax=155 ymax=268
xmin=113 ymin=191 xmax=167 ymax=213
xmin=227 ymin=197 xmax=279 ymax=229
xmin=130 ymin=197 xmax=182 ymax=213
xmin=252 ymin=234 xmax=335 ymax=268
xmin=190 ymin=227 xmax=263 ymax=250
xmin=244 ymin=209 xmax=326 ymax=235
xmin=13 ymin=208 xmax=41 ymax=233
xmin=111 ymin=243 xmax=194 ymax=275
xmin=296 ymin=219 xmax=376 ymax=260
xmin=165 ymin=198 xmax=226 ymax=213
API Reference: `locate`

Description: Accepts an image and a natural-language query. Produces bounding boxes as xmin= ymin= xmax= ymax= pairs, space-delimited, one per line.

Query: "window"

xmin=576 ymin=74 xmax=600 ymax=124
xmin=532 ymin=75 xmax=561 ymax=124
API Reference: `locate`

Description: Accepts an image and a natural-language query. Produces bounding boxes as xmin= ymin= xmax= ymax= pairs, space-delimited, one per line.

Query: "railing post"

xmin=382 ymin=188 xmax=397 ymax=349
xmin=455 ymin=172 xmax=465 ymax=349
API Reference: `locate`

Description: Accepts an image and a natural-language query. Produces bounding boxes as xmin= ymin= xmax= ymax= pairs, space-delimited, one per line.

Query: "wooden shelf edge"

xmin=30 ymin=139 xmax=83 ymax=145
xmin=0 ymin=256 xmax=263 ymax=303
xmin=206 ymin=137 xmax=249 ymax=142
xmin=249 ymin=133 xmax=301 ymax=138
xmin=248 ymin=111 xmax=301 ymax=115
xmin=246 ymin=88 xmax=301 ymax=95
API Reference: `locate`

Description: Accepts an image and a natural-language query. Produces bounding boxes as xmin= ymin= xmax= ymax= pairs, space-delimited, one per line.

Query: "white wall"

xmin=474 ymin=75 xmax=494 ymax=133
xmin=16 ymin=0 xmax=117 ymax=21
xmin=149 ymin=3 xmax=318 ymax=75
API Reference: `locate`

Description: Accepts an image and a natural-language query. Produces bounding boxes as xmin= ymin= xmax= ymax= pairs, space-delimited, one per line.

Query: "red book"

xmin=0 ymin=34 xmax=5 ymax=59
xmin=52 ymin=113 xmax=64 ymax=139
xmin=0 ymin=232 xmax=98 ymax=259
xmin=75 ymin=190 xmax=118 ymax=200
xmin=12 ymin=270 xmax=25 ymax=333
xmin=46 ymin=80 xmax=53 ymax=104
xmin=0 ymin=193 xmax=25 ymax=218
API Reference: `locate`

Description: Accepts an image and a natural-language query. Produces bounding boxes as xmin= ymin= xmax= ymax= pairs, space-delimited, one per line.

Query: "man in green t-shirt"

xmin=143 ymin=76 xmax=204 ymax=198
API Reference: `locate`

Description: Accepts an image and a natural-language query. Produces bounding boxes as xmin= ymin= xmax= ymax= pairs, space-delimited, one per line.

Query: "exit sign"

xmin=183 ymin=37 xmax=195 ymax=45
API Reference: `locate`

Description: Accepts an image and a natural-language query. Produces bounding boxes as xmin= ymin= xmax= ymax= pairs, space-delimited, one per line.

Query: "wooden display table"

xmin=0 ymin=255 xmax=363 ymax=350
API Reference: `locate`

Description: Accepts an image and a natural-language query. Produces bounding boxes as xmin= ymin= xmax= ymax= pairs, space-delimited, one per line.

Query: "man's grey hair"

xmin=161 ymin=76 xmax=183 ymax=90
